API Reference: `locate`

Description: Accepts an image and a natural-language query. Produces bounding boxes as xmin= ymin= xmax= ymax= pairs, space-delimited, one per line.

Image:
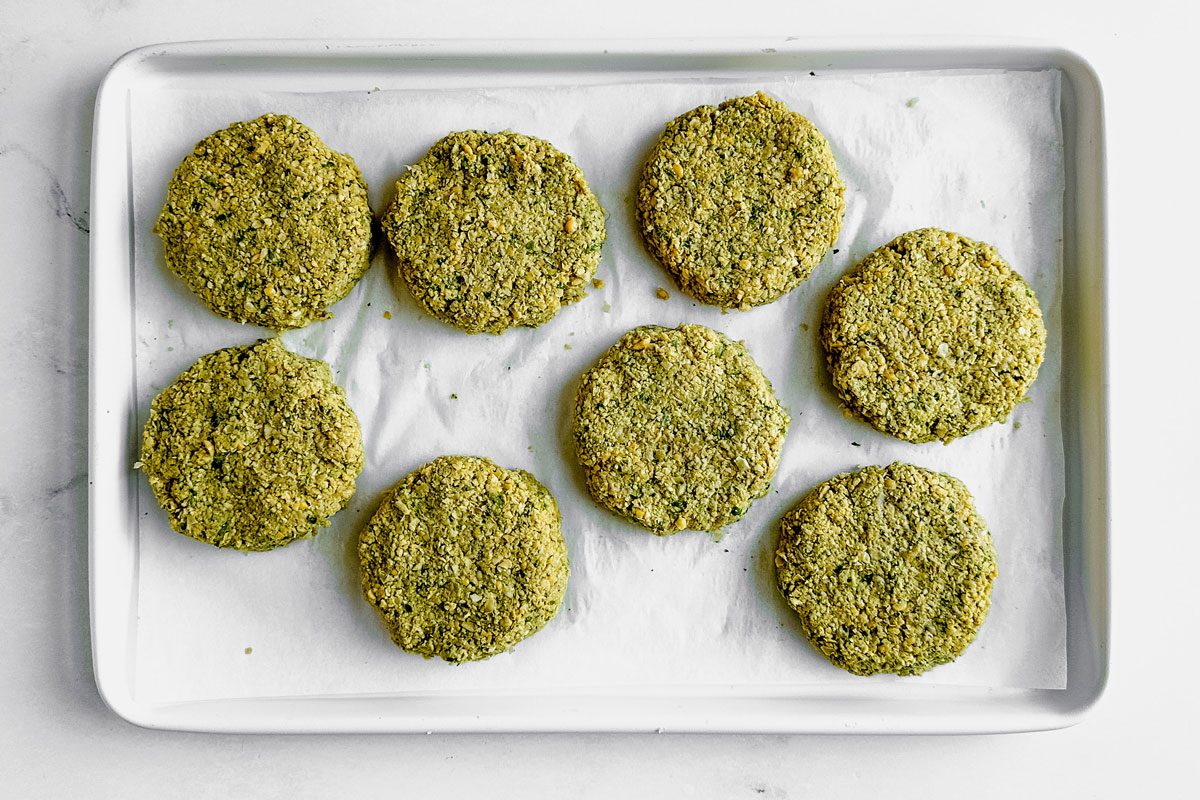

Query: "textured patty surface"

xmin=140 ymin=338 xmax=364 ymax=551
xmin=359 ymin=456 xmax=569 ymax=663
xmin=821 ymin=227 xmax=1047 ymax=443
xmin=637 ymin=92 xmax=844 ymax=308
xmin=155 ymin=114 xmax=373 ymax=330
xmin=775 ymin=463 xmax=997 ymax=676
xmin=573 ymin=324 xmax=789 ymax=534
xmin=382 ymin=130 xmax=606 ymax=334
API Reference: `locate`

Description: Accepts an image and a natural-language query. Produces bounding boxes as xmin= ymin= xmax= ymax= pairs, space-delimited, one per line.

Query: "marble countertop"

xmin=1 ymin=1 xmax=1195 ymax=796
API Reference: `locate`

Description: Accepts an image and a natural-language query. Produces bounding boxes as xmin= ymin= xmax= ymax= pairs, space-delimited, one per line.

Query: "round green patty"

xmin=822 ymin=228 xmax=1047 ymax=444
xmin=775 ymin=463 xmax=997 ymax=676
xmin=637 ymin=92 xmax=845 ymax=308
xmin=155 ymin=114 xmax=373 ymax=330
xmin=140 ymin=338 xmax=364 ymax=551
xmin=382 ymin=130 xmax=606 ymax=335
xmin=359 ymin=455 xmax=569 ymax=663
xmin=573 ymin=324 xmax=789 ymax=535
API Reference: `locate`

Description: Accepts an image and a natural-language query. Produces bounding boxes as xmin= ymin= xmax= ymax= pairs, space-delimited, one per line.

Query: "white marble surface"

xmin=1 ymin=0 xmax=1196 ymax=796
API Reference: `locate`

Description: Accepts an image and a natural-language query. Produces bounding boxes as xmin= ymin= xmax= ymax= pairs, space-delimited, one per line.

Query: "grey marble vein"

xmin=0 ymin=143 xmax=90 ymax=234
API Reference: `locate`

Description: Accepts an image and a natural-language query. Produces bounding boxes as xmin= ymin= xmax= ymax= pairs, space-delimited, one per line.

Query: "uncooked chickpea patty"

xmin=155 ymin=114 xmax=372 ymax=329
xmin=140 ymin=338 xmax=363 ymax=551
xmin=775 ymin=463 xmax=997 ymax=676
xmin=573 ymin=323 xmax=789 ymax=535
xmin=382 ymin=130 xmax=606 ymax=334
xmin=637 ymin=92 xmax=844 ymax=308
xmin=821 ymin=228 xmax=1046 ymax=443
xmin=359 ymin=456 xmax=569 ymax=663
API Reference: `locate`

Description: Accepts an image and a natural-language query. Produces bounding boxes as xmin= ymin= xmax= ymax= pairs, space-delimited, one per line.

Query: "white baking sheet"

xmin=128 ymin=70 xmax=1066 ymax=703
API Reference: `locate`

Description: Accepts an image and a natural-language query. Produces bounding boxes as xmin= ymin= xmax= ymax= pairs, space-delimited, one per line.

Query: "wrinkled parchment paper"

xmin=128 ymin=69 xmax=1066 ymax=703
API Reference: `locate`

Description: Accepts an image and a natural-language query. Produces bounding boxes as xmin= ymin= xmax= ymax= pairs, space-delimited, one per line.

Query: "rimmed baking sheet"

xmin=89 ymin=39 xmax=1109 ymax=733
